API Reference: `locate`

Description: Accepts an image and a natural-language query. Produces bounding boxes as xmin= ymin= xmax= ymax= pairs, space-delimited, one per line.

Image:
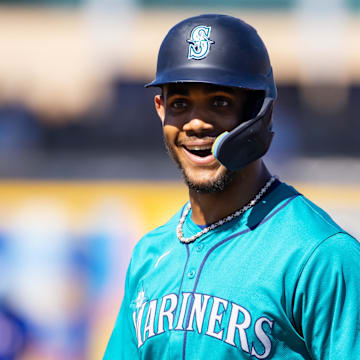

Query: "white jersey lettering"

xmin=175 ymin=292 xmax=191 ymax=330
xmin=133 ymin=291 xmax=274 ymax=355
xmin=187 ymin=294 xmax=210 ymax=333
xmin=251 ymin=317 xmax=274 ymax=359
xmin=133 ymin=301 xmax=147 ymax=348
xmin=205 ymin=297 xmax=228 ymax=340
xmin=225 ymin=303 xmax=251 ymax=353
xmin=157 ymin=294 xmax=178 ymax=334
xmin=143 ymin=300 xmax=157 ymax=340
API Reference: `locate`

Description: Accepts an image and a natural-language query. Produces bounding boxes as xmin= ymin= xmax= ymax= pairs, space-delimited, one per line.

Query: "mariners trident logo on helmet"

xmin=187 ymin=25 xmax=215 ymax=60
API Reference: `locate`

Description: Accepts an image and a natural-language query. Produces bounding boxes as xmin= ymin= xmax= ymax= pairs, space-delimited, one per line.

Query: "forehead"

xmin=163 ymin=83 xmax=239 ymax=97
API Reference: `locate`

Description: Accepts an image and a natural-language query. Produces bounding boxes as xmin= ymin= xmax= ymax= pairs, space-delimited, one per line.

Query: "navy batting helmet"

xmin=146 ymin=14 xmax=277 ymax=171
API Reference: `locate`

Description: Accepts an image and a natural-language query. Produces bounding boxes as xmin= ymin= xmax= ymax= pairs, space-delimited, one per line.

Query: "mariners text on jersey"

xmin=104 ymin=182 xmax=360 ymax=359
xmin=134 ymin=291 xmax=273 ymax=358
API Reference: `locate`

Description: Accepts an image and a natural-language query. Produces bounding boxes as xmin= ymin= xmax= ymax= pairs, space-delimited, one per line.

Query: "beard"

xmin=185 ymin=168 xmax=236 ymax=194
xmin=164 ymin=136 xmax=236 ymax=194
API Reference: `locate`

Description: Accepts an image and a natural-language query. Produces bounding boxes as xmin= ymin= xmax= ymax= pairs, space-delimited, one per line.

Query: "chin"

xmin=182 ymin=168 xmax=236 ymax=194
xmin=165 ymin=141 xmax=236 ymax=193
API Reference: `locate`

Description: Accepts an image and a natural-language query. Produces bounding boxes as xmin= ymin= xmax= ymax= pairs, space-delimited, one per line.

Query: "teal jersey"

xmin=104 ymin=182 xmax=360 ymax=359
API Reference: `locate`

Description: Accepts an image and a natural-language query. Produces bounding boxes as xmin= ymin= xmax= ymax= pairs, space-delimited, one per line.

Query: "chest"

xmin=130 ymin=231 xmax=307 ymax=359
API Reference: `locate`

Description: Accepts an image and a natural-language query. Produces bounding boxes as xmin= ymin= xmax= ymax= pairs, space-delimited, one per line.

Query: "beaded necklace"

xmin=177 ymin=176 xmax=277 ymax=244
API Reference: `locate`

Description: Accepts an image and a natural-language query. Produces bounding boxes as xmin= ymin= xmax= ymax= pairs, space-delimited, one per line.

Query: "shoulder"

xmin=255 ymin=182 xmax=357 ymax=270
xmin=271 ymin=182 xmax=344 ymax=237
xmin=126 ymin=204 xmax=187 ymax=282
xmin=124 ymin=205 xmax=188 ymax=295
xmin=302 ymin=231 xmax=360 ymax=270
xmin=294 ymin=232 xmax=360 ymax=308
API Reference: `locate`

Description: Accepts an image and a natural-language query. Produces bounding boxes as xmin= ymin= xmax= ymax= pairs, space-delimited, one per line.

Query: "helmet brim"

xmin=145 ymin=66 xmax=277 ymax=99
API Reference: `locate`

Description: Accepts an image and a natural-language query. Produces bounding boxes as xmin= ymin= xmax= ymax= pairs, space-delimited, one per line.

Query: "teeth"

xmin=186 ymin=145 xmax=212 ymax=151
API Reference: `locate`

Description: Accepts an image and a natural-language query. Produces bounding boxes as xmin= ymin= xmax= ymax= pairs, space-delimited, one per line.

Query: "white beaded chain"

xmin=176 ymin=176 xmax=277 ymax=244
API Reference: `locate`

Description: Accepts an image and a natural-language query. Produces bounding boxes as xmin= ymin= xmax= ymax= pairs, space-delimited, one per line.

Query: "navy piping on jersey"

xmin=193 ymin=179 xmax=281 ymax=230
xmin=182 ymin=193 xmax=300 ymax=360
xmin=175 ymin=244 xmax=190 ymax=316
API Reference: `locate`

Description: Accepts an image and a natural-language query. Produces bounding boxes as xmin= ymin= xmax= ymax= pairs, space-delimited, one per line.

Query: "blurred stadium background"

xmin=0 ymin=0 xmax=359 ymax=359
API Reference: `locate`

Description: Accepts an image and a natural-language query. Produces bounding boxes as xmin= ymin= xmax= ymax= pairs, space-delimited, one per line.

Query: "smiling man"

xmin=158 ymin=84 xmax=254 ymax=192
xmin=104 ymin=14 xmax=360 ymax=359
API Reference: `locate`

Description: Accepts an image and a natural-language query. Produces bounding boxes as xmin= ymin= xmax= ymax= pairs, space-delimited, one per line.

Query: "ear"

xmin=154 ymin=95 xmax=165 ymax=125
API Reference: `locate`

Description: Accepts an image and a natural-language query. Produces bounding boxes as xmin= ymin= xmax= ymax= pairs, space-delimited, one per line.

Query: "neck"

xmin=189 ymin=160 xmax=272 ymax=225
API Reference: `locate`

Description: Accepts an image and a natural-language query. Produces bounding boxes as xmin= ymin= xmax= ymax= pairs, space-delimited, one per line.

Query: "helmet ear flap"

xmin=212 ymin=98 xmax=274 ymax=171
xmin=242 ymin=90 xmax=266 ymax=121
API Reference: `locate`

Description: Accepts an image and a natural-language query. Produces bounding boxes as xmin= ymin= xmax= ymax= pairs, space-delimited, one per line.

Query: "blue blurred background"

xmin=0 ymin=0 xmax=359 ymax=359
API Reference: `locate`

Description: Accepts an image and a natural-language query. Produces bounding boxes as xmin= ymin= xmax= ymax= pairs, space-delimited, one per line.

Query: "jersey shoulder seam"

xmin=296 ymin=195 xmax=341 ymax=231
xmin=296 ymin=231 xmax=348 ymax=281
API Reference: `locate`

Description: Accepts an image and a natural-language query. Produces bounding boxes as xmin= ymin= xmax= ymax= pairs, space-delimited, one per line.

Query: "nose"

xmin=182 ymin=110 xmax=214 ymax=135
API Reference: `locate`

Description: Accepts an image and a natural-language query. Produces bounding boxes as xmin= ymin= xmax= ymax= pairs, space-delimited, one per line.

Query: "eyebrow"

xmin=166 ymin=86 xmax=189 ymax=97
xmin=165 ymin=84 xmax=236 ymax=98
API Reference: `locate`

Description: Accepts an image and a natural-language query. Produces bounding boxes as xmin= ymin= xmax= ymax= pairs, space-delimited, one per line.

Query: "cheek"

xmin=163 ymin=124 xmax=179 ymax=146
xmin=163 ymin=112 xmax=185 ymax=128
xmin=220 ymin=115 xmax=241 ymax=132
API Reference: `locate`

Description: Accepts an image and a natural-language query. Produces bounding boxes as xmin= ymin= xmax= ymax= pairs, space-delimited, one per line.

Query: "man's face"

xmin=155 ymin=83 xmax=249 ymax=193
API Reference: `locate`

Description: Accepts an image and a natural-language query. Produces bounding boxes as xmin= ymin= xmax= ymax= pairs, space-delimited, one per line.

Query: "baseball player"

xmin=104 ymin=14 xmax=360 ymax=359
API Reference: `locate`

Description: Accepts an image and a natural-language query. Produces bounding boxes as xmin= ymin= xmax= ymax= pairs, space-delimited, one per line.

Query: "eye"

xmin=212 ymin=96 xmax=232 ymax=108
xmin=169 ymin=98 xmax=188 ymax=110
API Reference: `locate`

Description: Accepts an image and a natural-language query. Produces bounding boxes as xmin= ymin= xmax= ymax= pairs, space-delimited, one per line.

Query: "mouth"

xmin=181 ymin=144 xmax=216 ymax=165
xmin=183 ymin=145 xmax=213 ymax=158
